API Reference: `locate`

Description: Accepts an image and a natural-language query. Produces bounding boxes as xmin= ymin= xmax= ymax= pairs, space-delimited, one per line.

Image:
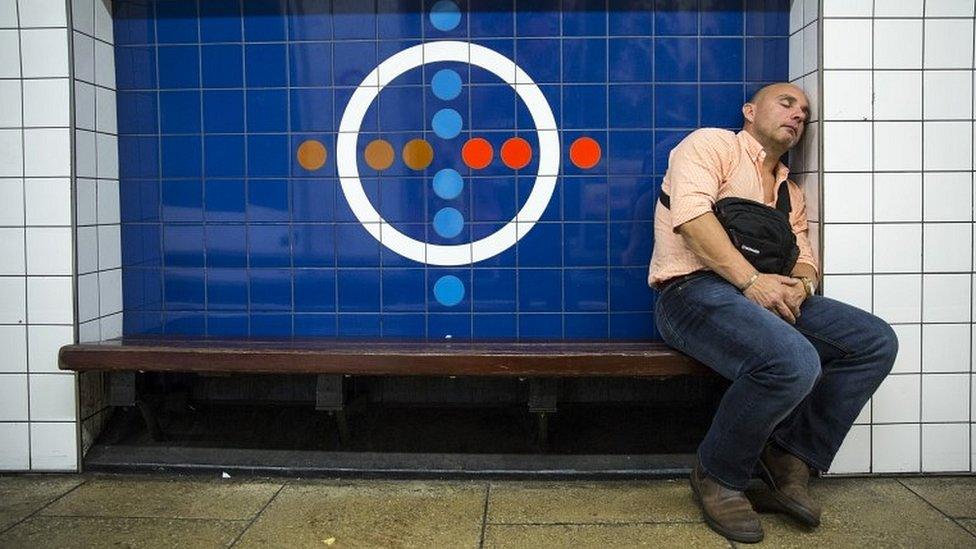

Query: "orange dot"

xmin=297 ymin=139 xmax=327 ymax=171
xmin=500 ymin=137 xmax=532 ymax=170
xmin=364 ymin=139 xmax=394 ymax=171
xmin=569 ymin=136 xmax=601 ymax=170
xmin=402 ymin=138 xmax=434 ymax=170
xmin=462 ymin=137 xmax=493 ymax=170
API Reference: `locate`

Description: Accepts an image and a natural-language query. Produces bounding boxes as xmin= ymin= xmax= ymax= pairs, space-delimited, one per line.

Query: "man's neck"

xmin=744 ymin=127 xmax=787 ymax=175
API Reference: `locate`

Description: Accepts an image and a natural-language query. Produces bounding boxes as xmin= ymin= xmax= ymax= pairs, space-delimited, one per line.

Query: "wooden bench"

xmin=59 ymin=338 xmax=711 ymax=447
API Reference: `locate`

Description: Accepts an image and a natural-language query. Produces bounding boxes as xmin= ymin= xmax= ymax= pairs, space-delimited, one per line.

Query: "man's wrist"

xmin=739 ymin=272 xmax=761 ymax=292
xmin=797 ymin=276 xmax=815 ymax=297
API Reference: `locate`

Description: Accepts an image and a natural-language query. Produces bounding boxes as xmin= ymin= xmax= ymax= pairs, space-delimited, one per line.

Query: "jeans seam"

xmin=771 ymin=435 xmax=829 ymax=472
xmin=794 ymin=325 xmax=855 ymax=358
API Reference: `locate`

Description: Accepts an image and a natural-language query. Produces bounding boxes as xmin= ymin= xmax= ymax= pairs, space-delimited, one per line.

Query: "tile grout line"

xmin=0 ymin=477 xmax=89 ymax=537
xmin=477 ymin=482 xmax=490 ymax=548
xmin=896 ymin=479 xmax=976 ymax=540
xmin=227 ymin=481 xmax=287 ymax=548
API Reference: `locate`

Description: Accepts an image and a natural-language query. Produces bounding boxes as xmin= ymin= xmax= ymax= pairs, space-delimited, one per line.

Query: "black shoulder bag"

xmin=659 ymin=184 xmax=800 ymax=276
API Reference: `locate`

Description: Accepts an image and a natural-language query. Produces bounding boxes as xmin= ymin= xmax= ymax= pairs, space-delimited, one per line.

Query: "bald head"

xmin=747 ymin=82 xmax=806 ymax=107
xmin=741 ymin=82 xmax=809 ymax=154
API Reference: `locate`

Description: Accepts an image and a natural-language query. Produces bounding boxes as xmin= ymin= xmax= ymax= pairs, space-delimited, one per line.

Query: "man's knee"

xmin=754 ymin=337 xmax=821 ymax=399
xmin=865 ymin=316 xmax=899 ymax=377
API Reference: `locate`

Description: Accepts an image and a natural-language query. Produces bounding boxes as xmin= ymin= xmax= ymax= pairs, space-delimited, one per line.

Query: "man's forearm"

xmin=677 ymin=212 xmax=758 ymax=289
xmin=791 ymin=262 xmax=819 ymax=288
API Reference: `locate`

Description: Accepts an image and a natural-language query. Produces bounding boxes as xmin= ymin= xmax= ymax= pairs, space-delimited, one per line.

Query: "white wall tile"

xmin=798 ymin=121 xmax=818 ymax=172
xmin=96 ymin=133 xmax=118 ymax=179
xmin=0 ymin=79 xmax=22 ymax=126
xmin=98 ymin=268 xmax=122 ymax=316
xmin=0 ymin=30 xmax=21 ymax=78
xmin=923 ymin=223 xmax=972 ymax=272
xmin=0 ymin=129 xmax=24 ymax=177
xmin=0 ymin=276 xmax=26 ymax=324
xmin=873 ymin=224 xmax=922 ymax=273
xmin=823 ymin=71 xmax=872 ymax=121
xmin=802 ymin=20 xmax=817 ymax=76
xmin=78 ymin=319 xmax=99 ymax=342
xmin=27 ymin=324 xmax=73 ymax=374
xmin=97 ymin=225 xmax=121 ymax=270
xmin=875 ymin=173 xmax=922 ymax=222
xmin=828 ymin=425 xmax=871 ymax=474
xmin=94 ymin=39 xmax=115 ymax=89
xmin=873 ymin=71 xmax=921 ymax=121
xmin=0 ymin=373 xmax=28 ymax=420
xmin=29 ymin=422 xmax=77 ymax=471
xmin=25 ymin=227 xmax=73 ymax=276
xmin=799 ymin=72 xmax=819 ymax=123
xmin=29 ymin=373 xmax=77 ymax=421
xmin=875 ymin=0 xmax=924 ymax=17
xmin=923 ymin=71 xmax=973 ymax=120
xmin=25 ymin=276 xmax=73 ymax=324
xmin=0 ymin=227 xmax=25 ymax=275
xmin=802 ymin=0 xmax=817 ymax=25
xmin=824 ymin=224 xmax=873 ymax=273
xmin=76 ymin=178 xmax=96 ymax=226
xmin=891 ymin=324 xmax=921 ymax=374
xmin=823 ymin=173 xmax=872 ymax=223
xmin=789 ymin=0 xmax=804 ymax=34
xmin=72 ymin=0 xmax=94 ymax=35
xmin=789 ymin=32 xmax=802 ymax=82
xmin=0 ymin=0 xmax=16 ymax=28
xmin=874 ymin=274 xmax=922 ymax=323
xmin=19 ymin=29 xmax=69 ymax=78
xmin=823 ymin=274 xmax=873 ymax=311
xmin=922 ymin=324 xmax=971 ymax=374
xmin=924 ymin=121 xmax=972 ymax=171
xmin=95 ymin=86 xmax=117 ymax=135
xmin=24 ymin=178 xmax=71 ymax=226
xmin=72 ymin=30 xmax=94 ymax=83
xmin=922 ymin=423 xmax=970 ymax=473
xmin=17 ymin=0 xmax=67 ymax=27
xmin=97 ymin=179 xmax=120 ymax=225
xmin=854 ymin=399 xmax=871 ymax=424
xmin=924 ymin=19 xmax=975 ymax=68
xmin=0 ymin=325 xmax=27 ymax=373
xmin=922 ymin=273 xmax=971 ymax=322
xmin=93 ymin=0 xmax=113 ymax=44
xmin=874 ymin=122 xmax=922 ymax=172
xmin=874 ymin=20 xmax=923 ymax=69
xmin=76 ymin=226 xmax=97 ymax=274
xmin=824 ymin=122 xmax=872 ymax=171
xmin=824 ymin=20 xmax=872 ymax=69
xmin=23 ymin=128 xmax=71 ymax=177
xmin=75 ymin=130 xmax=96 ymax=179
xmin=74 ymin=81 xmax=95 ymax=131
xmin=101 ymin=312 xmax=122 ymax=339
xmin=925 ymin=0 xmax=975 ymax=17
xmin=921 ymin=374 xmax=969 ymax=422
xmin=0 ymin=423 xmax=30 ymax=470
xmin=0 ymin=179 xmax=23 ymax=226
xmin=873 ymin=424 xmax=920 ymax=473
xmin=77 ymin=272 xmax=98 ymax=322
xmin=924 ymin=172 xmax=973 ymax=222
xmin=823 ymin=0 xmax=871 ymax=17
xmin=874 ymin=374 xmax=921 ymax=423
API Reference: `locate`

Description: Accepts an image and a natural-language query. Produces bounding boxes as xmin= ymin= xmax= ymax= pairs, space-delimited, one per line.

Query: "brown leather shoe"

xmin=689 ymin=462 xmax=764 ymax=543
xmin=758 ymin=443 xmax=822 ymax=527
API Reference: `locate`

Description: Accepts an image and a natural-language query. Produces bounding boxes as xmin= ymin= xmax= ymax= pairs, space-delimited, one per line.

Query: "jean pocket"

xmin=674 ymin=271 xmax=712 ymax=294
xmin=654 ymin=299 xmax=687 ymax=351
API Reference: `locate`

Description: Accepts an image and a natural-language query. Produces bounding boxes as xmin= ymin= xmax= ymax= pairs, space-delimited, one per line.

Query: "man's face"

xmin=744 ymin=85 xmax=809 ymax=150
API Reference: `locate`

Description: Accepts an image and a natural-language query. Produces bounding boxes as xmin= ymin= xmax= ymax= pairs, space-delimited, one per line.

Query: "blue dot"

xmin=429 ymin=0 xmax=461 ymax=31
xmin=431 ymin=69 xmax=462 ymax=101
xmin=431 ymin=108 xmax=463 ymax=139
xmin=433 ymin=275 xmax=465 ymax=307
xmin=433 ymin=207 xmax=464 ymax=238
xmin=433 ymin=169 xmax=463 ymax=200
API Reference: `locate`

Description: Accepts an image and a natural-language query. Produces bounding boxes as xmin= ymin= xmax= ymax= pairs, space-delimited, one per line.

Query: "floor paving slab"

xmin=488 ymin=479 xmax=700 ymax=524
xmin=899 ymin=477 xmax=976 ymax=519
xmin=234 ymin=481 xmax=486 ymax=548
xmin=959 ymin=519 xmax=976 ymax=537
xmin=39 ymin=476 xmax=282 ymax=520
xmin=753 ymin=478 xmax=976 ymax=548
xmin=0 ymin=476 xmax=85 ymax=532
xmin=484 ymin=523 xmax=731 ymax=548
xmin=0 ymin=516 xmax=245 ymax=549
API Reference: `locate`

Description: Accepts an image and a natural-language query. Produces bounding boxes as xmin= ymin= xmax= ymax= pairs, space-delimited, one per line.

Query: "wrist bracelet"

xmin=740 ymin=272 xmax=760 ymax=292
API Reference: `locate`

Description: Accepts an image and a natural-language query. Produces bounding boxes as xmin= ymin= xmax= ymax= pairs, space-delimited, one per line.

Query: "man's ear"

xmin=742 ymin=103 xmax=755 ymax=124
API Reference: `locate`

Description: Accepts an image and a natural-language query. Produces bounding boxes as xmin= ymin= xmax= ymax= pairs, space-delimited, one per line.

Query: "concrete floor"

xmin=0 ymin=474 xmax=973 ymax=548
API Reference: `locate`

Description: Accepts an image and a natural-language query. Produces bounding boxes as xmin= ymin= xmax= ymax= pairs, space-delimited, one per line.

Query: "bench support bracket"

xmin=528 ymin=378 xmax=558 ymax=449
xmin=109 ymin=371 xmax=165 ymax=442
xmin=315 ymin=375 xmax=349 ymax=445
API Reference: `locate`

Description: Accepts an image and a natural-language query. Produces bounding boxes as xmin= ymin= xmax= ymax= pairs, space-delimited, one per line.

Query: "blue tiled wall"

xmin=115 ymin=0 xmax=788 ymax=339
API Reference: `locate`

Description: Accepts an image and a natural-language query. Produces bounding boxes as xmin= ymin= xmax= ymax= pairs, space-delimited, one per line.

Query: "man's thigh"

xmin=792 ymin=295 xmax=890 ymax=365
xmin=655 ymin=273 xmax=815 ymax=381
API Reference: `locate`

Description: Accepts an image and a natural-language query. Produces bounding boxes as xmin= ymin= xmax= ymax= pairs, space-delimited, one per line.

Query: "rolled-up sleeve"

xmin=666 ymin=129 xmax=732 ymax=231
xmin=788 ymin=181 xmax=820 ymax=277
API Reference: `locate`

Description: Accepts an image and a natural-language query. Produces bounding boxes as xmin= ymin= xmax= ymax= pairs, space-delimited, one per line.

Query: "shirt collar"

xmin=737 ymin=130 xmax=790 ymax=182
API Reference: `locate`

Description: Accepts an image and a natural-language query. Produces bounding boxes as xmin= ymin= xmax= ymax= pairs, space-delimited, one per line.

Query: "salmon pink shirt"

xmin=648 ymin=128 xmax=819 ymax=289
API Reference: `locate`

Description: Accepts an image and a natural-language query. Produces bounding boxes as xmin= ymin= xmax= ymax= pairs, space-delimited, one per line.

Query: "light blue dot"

xmin=433 ymin=169 xmax=463 ymax=200
xmin=429 ymin=0 xmax=461 ymax=32
xmin=433 ymin=275 xmax=465 ymax=307
xmin=433 ymin=207 xmax=464 ymax=238
xmin=431 ymin=69 xmax=462 ymax=101
xmin=431 ymin=108 xmax=463 ymax=139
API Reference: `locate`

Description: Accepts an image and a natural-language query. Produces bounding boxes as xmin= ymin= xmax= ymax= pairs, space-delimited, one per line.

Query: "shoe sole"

xmin=690 ymin=473 xmax=764 ymax=544
xmin=757 ymin=459 xmax=821 ymax=528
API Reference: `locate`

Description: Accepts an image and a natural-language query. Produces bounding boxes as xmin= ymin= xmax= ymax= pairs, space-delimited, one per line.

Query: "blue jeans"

xmin=654 ymin=272 xmax=898 ymax=491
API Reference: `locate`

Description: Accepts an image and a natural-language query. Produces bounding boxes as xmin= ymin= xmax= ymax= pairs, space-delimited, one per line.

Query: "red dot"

xmin=569 ymin=137 xmax=601 ymax=169
xmin=462 ymin=137 xmax=493 ymax=170
xmin=500 ymin=137 xmax=532 ymax=170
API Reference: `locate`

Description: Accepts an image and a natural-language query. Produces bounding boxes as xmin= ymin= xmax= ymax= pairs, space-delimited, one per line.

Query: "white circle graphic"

xmin=336 ymin=41 xmax=560 ymax=266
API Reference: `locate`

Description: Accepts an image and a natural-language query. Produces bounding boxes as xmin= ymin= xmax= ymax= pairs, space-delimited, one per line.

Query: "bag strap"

xmin=658 ymin=181 xmax=793 ymax=214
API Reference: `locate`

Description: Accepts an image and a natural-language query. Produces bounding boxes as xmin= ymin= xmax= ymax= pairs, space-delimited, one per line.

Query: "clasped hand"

xmin=742 ymin=274 xmax=807 ymax=324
